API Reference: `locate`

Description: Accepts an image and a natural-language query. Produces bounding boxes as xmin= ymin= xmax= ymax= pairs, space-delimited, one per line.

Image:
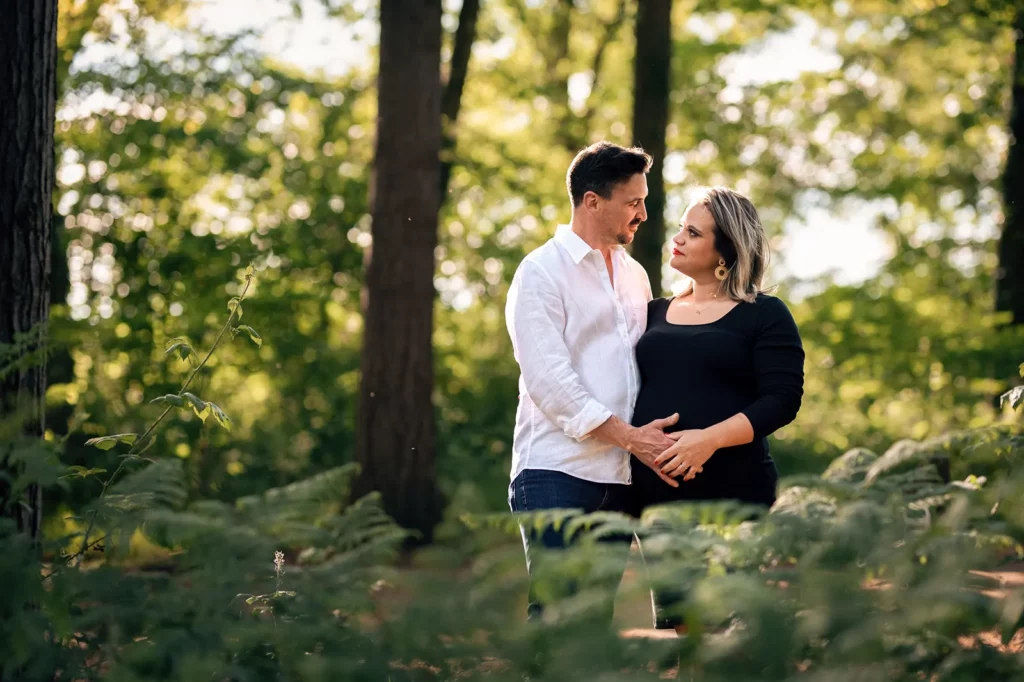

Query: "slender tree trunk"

xmin=439 ymin=0 xmax=481 ymax=201
xmin=630 ymin=0 xmax=672 ymax=293
xmin=997 ymin=9 xmax=1024 ymax=325
xmin=355 ymin=0 xmax=443 ymax=542
xmin=578 ymin=1 xmax=627 ymax=135
xmin=547 ymin=0 xmax=579 ymax=151
xmin=0 ymin=0 xmax=58 ymax=543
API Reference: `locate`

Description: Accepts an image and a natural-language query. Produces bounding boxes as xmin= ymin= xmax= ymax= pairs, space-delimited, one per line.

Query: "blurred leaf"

xmin=150 ymin=394 xmax=185 ymax=408
xmin=181 ymin=392 xmax=211 ymax=423
xmin=61 ymin=466 xmax=108 ymax=480
xmin=83 ymin=434 xmax=138 ymax=451
xmin=1001 ymin=386 xmax=1024 ymax=411
xmin=164 ymin=341 xmax=193 ymax=363
xmin=206 ymin=402 xmax=231 ymax=432
xmin=235 ymin=325 xmax=262 ymax=348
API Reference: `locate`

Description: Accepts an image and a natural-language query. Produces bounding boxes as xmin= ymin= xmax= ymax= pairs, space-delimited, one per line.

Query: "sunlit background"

xmin=50 ymin=0 xmax=1022 ymax=525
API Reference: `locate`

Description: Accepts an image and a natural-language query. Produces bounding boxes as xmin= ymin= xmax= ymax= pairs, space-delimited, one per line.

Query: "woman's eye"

xmin=689 ymin=229 xmax=699 ymax=237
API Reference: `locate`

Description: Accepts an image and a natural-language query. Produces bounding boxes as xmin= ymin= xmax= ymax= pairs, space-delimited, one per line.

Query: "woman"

xmin=629 ymin=186 xmax=805 ymax=631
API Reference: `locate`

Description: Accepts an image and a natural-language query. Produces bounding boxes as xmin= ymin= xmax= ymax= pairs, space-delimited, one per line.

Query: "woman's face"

xmin=668 ymin=203 xmax=721 ymax=277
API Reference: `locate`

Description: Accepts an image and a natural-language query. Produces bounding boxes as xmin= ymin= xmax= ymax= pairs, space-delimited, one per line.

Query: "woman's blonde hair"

xmin=678 ymin=186 xmax=771 ymax=303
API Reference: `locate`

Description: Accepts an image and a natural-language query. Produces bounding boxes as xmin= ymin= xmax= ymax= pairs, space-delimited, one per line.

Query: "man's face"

xmin=598 ymin=173 xmax=648 ymax=246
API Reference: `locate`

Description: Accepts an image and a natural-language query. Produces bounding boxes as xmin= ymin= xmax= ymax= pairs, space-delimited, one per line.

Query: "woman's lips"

xmin=671 ymin=247 xmax=683 ymax=256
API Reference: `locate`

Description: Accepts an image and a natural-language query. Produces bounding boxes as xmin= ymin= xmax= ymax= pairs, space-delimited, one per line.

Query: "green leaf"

xmin=1019 ymin=363 xmax=1023 ymax=379
xmin=227 ymin=297 xmax=243 ymax=321
xmin=150 ymin=394 xmax=186 ymax=408
xmin=84 ymin=434 xmax=139 ymax=451
xmin=1000 ymin=386 xmax=1024 ymax=411
xmin=206 ymin=402 xmax=232 ymax=432
xmin=61 ymin=466 xmax=108 ymax=480
xmin=236 ymin=325 xmax=262 ymax=348
xmin=181 ymin=392 xmax=211 ymax=422
xmin=245 ymin=263 xmax=255 ymax=278
xmin=164 ymin=342 xmax=193 ymax=363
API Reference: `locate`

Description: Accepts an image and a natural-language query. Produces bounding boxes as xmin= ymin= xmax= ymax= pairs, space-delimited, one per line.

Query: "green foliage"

xmin=12 ymin=0 xmax=1021 ymax=677
xmin=7 ymin=402 xmax=1024 ymax=681
xmin=0 ymin=324 xmax=52 ymax=383
xmin=47 ymin=0 xmax=1024 ymax=516
xmin=778 ymin=252 xmax=1024 ymax=473
xmin=1 ymin=460 xmax=408 ymax=682
xmin=15 ymin=239 xmax=1020 ymax=681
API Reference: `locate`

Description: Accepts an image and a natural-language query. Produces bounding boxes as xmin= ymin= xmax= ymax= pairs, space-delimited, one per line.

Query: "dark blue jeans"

xmin=507 ymin=469 xmax=633 ymax=622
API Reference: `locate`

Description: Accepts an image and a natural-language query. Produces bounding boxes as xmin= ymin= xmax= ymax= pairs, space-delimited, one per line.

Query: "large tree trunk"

xmin=0 ymin=0 xmax=58 ymax=542
xmin=355 ymin=0 xmax=443 ymax=542
xmin=997 ymin=9 xmax=1024 ymax=325
xmin=630 ymin=0 xmax=672 ymax=293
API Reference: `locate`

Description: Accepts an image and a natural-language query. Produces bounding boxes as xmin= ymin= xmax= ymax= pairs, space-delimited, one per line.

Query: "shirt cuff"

xmin=562 ymin=400 xmax=613 ymax=442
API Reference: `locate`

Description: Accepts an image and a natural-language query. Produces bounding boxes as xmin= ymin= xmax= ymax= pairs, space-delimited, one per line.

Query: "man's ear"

xmin=583 ymin=191 xmax=600 ymax=213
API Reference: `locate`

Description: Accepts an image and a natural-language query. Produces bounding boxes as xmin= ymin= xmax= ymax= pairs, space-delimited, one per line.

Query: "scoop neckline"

xmin=661 ymin=295 xmax=745 ymax=327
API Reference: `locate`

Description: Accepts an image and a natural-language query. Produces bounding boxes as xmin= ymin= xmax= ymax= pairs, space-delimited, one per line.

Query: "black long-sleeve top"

xmin=629 ymin=294 xmax=805 ymax=508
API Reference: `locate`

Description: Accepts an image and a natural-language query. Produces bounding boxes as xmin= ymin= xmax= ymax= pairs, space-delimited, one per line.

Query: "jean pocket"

xmin=509 ymin=470 xmax=531 ymax=513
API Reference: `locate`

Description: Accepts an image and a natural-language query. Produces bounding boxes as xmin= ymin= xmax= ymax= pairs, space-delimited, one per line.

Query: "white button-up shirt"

xmin=505 ymin=224 xmax=653 ymax=484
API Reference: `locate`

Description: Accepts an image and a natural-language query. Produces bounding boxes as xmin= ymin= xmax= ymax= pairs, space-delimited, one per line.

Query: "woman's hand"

xmin=655 ymin=429 xmax=718 ymax=480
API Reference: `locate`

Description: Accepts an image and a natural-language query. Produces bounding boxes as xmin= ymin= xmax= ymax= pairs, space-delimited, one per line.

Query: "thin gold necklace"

xmin=689 ymin=292 xmax=718 ymax=315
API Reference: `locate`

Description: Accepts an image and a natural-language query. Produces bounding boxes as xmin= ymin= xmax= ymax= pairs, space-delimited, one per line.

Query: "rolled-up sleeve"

xmin=506 ymin=261 xmax=612 ymax=441
xmin=740 ymin=297 xmax=805 ymax=440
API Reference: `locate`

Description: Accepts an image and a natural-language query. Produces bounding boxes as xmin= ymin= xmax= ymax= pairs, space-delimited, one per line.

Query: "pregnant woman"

xmin=629 ymin=186 xmax=805 ymax=631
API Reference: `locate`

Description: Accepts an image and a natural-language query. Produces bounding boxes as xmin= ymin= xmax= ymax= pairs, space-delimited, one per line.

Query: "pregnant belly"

xmin=631 ymin=451 xmax=778 ymax=509
xmin=631 ymin=386 xmax=751 ymax=431
xmin=630 ymin=385 xmax=771 ymax=484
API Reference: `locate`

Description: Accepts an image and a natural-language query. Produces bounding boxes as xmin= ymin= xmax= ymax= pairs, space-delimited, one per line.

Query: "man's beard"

xmin=617 ymin=222 xmax=640 ymax=245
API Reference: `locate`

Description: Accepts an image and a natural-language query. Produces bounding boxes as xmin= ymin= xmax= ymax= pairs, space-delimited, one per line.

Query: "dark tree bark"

xmin=997 ymin=9 xmax=1024 ymax=324
xmin=0 ymin=0 xmax=58 ymax=542
xmin=630 ymin=0 xmax=672 ymax=293
xmin=355 ymin=0 xmax=444 ymax=542
xmin=440 ymin=0 xmax=481 ymax=200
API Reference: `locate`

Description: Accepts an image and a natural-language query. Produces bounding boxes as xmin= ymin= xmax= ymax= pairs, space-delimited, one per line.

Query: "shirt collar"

xmin=554 ymin=224 xmax=621 ymax=265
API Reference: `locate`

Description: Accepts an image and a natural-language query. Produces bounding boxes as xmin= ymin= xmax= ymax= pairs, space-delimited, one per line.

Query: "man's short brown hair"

xmin=566 ymin=142 xmax=653 ymax=207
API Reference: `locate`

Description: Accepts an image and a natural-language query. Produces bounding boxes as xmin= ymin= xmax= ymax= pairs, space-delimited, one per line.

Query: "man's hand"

xmin=625 ymin=414 xmax=681 ymax=488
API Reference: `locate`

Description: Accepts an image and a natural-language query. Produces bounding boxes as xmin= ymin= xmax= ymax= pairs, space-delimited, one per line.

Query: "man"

xmin=505 ymin=141 xmax=680 ymax=622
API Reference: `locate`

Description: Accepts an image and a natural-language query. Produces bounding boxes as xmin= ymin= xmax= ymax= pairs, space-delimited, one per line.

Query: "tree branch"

xmin=74 ymin=270 xmax=255 ymax=567
xmin=440 ymin=0 xmax=481 ymax=201
xmin=580 ymin=0 xmax=629 ymax=129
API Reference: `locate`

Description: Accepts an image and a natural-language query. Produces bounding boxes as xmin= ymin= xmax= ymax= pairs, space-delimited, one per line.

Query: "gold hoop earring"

xmin=715 ymin=258 xmax=728 ymax=281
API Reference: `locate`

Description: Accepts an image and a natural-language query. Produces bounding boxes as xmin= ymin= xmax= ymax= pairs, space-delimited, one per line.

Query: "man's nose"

xmin=638 ymin=202 xmax=648 ymax=222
